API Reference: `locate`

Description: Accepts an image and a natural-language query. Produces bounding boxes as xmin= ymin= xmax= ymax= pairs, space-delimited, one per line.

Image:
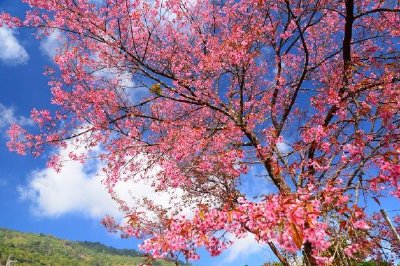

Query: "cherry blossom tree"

xmin=2 ymin=0 xmax=400 ymax=265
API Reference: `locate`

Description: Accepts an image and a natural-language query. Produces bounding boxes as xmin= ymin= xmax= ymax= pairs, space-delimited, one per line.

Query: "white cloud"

xmin=0 ymin=27 xmax=29 ymax=65
xmin=0 ymin=103 xmax=33 ymax=130
xmin=223 ymin=234 xmax=264 ymax=263
xmin=277 ymin=140 xmax=291 ymax=155
xmin=19 ymin=139 xmax=193 ymax=220
xmin=19 ymin=156 xmax=121 ymax=219
xmin=40 ymin=29 xmax=65 ymax=59
xmin=94 ymin=68 xmax=135 ymax=89
xmin=94 ymin=67 xmax=148 ymax=103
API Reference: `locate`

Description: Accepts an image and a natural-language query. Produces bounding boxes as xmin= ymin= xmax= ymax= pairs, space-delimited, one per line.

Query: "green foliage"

xmin=149 ymin=83 xmax=162 ymax=96
xmin=0 ymin=228 xmax=188 ymax=266
xmin=357 ymin=262 xmax=392 ymax=266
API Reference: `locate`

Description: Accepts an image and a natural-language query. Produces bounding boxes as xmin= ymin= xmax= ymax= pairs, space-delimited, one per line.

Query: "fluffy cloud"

xmin=223 ymin=234 xmax=265 ymax=263
xmin=19 ymin=141 xmax=191 ymax=220
xmin=39 ymin=29 xmax=65 ymax=59
xmin=0 ymin=27 xmax=29 ymax=65
xmin=19 ymin=157 xmax=120 ymax=219
xmin=277 ymin=140 xmax=291 ymax=155
xmin=94 ymin=67 xmax=135 ymax=89
xmin=0 ymin=103 xmax=32 ymax=130
xmin=93 ymin=65 xmax=148 ymax=103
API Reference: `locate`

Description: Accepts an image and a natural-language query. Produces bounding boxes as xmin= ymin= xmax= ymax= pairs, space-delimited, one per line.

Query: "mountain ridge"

xmin=0 ymin=228 xmax=189 ymax=266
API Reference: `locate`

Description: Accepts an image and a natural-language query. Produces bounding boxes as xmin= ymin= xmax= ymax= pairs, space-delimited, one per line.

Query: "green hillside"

xmin=0 ymin=228 xmax=188 ymax=266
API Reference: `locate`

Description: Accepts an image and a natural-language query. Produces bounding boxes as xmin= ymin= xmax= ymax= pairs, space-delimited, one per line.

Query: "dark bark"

xmin=303 ymin=241 xmax=317 ymax=266
xmin=304 ymin=1 xmax=354 ymax=264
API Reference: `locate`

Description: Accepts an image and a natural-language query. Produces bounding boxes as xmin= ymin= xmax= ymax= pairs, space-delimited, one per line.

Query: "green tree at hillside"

xmin=0 ymin=228 xmax=189 ymax=266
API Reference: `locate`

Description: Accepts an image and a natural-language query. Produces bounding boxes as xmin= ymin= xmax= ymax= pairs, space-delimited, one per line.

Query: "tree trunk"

xmin=303 ymin=241 xmax=317 ymax=266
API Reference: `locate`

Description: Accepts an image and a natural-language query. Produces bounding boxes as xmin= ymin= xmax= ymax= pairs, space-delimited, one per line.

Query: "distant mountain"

xmin=0 ymin=228 xmax=189 ymax=266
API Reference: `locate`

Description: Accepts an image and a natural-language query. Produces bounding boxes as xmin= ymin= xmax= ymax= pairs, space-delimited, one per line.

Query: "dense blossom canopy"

xmin=2 ymin=0 xmax=400 ymax=265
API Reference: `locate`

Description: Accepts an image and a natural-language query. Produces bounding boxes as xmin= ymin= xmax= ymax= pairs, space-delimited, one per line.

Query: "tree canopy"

xmin=2 ymin=0 xmax=400 ymax=265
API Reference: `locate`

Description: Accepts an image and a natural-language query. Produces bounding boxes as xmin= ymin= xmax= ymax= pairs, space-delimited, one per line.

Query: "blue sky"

xmin=0 ymin=1 xmax=275 ymax=265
